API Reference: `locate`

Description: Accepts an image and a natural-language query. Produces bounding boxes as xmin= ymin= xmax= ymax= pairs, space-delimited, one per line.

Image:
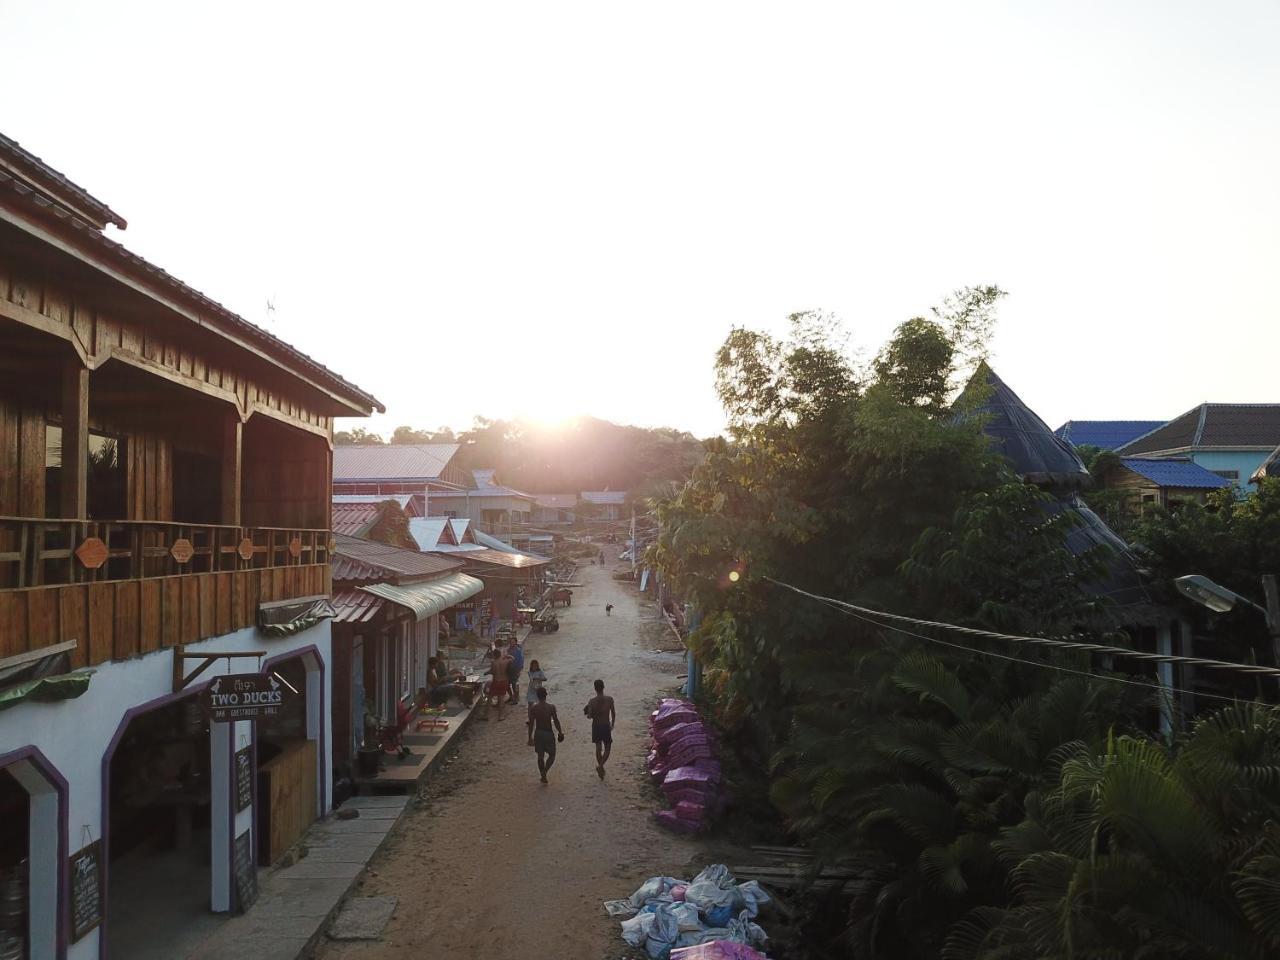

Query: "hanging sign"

xmin=206 ymin=673 xmax=287 ymax=722
xmin=69 ymin=839 xmax=103 ymax=943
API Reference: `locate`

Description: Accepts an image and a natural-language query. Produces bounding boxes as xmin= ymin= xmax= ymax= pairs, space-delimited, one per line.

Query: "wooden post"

xmin=60 ymin=359 xmax=89 ymax=520
xmin=221 ymin=414 xmax=242 ymax=527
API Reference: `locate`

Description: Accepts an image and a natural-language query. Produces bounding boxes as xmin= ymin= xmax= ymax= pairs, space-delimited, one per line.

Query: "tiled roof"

xmin=1119 ymin=404 xmax=1280 ymax=455
xmin=331 ymin=588 xmax=386 ymax=624
xmin=0 ymin=132 xmax=126 ymax=229
xmin=580 ymin=490 xmax=627 ymax=504
xmin=0 ymin=149 xmax=383 ymax=415
xmin=333 ymin=444 xmax=461 ymax=481
xmin=332 ymin=502 xmax=380 ymax=537
xmin=1054 ymin=421 xmax=1165 ymax=451
xmin=534 ymin=493 xmax=577 ymax=509
xmin=331 ymin=533 xmax=462 ymax=583
xmin=1120 ymin=458 xmax=1232 ymax=490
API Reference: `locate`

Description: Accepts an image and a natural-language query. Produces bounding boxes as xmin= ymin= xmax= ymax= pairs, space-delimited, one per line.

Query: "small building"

xmin=329 ymin=535 xmax=481 ymax=782
xmin=1054 ymin=420 xmax=1165 ymax=451
xmin=532 ymin=493 xmax=577 ymax=525
xmin=427 ymin=469 xmax=535 ymax=531
xmin=1094 ymin=457 xmax=1232 ymax=509
xmin=332 ymin=443 xmax=469 ymax=511
xmin=1116 ymin=404 xmax=1280 ymax=496
xmin=579 ymin=490 xmax=628 ymax=521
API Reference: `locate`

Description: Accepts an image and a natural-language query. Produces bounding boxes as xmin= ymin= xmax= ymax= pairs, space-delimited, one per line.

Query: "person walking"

xmin=486 ymin=646 xmax=511 ymax=721
xmin=505 ymin=637 xmax=524 ymax=705
xmin=605 ymin=603 xmax=613 ymax=617
xmin=583 ymin=679 xmax=616 ymax=779
xmin=527 ymin=687 xmax=564 ymax=783
xmin=524 ymin=658 xmax=548 ymax=743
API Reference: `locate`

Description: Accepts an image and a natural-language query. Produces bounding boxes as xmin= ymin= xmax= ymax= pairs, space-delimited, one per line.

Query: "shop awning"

xmin=359 ymin=572 xmax=484 ymax=622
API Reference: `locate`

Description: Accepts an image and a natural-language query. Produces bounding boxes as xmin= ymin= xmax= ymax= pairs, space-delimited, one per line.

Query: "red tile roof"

xmin=331 ymin=533 xmax=463 ymax=583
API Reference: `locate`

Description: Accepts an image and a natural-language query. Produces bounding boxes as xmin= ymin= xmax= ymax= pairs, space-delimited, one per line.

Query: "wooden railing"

xmin=0 ymin=517 xmax=330 ymax=590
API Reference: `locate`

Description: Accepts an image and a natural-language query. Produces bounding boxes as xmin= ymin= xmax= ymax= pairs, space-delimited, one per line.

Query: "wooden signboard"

xmin=233 ymin=829 xmax=257 ymax=913
xmin=206 ymin=673 xmax=287 ymax=722
xmin=235 ymin=746 xmax=253 ymax=813
xmin=69 ymin=840 xmax=103 ymax=943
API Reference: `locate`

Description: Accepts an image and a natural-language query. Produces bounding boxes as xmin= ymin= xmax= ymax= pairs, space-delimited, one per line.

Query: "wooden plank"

xmin=61 ymin=360 xmax=90 ymax=519
xmin=198 ymin=573 xmax=216 ymax=639
xmin=113 ymin=580 xmax=141 ymax=660
xmin=87 ymin=581 xmax=114 ymax=665
xmin=59 ymin=586 xmax=87 ymax=668
xmin=0 ymin=592 xmax=27 ymax=658
xmin=140 ymin=579 xmax=162 ymax=653
xmin=221 ymin=416 xmax=242 ymax=525
xmin=263 ymin=740 xmax=316 ymax=863
xmin=215 ymin=571 xmax=233 ymax=636
xmin=18 ymin=407 xmax=44 ymax=518
xmin=161 ymin=577 xmax=181 ymax=647
xmin=180 ymin=575 xmax=199 ymax=643
xmin=0 ymin=396 xmax=18 ymax=515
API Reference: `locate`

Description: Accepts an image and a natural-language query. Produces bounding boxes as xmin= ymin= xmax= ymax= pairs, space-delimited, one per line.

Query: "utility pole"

xmin=1264 ymin=574 xmax=1280 ymax=668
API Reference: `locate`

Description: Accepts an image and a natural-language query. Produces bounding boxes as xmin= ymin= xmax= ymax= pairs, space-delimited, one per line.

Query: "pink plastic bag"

xmin=671 ymin=942 xmax=768 ymax=960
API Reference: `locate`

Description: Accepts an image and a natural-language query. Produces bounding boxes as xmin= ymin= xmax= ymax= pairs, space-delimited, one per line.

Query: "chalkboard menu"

xmin=235 ymin=747 xmax=253 ymax=813
xmin=69 ymin=840 xmax=102 ymax=943
xmin=233 ymin=829 xmax=257 ymax=913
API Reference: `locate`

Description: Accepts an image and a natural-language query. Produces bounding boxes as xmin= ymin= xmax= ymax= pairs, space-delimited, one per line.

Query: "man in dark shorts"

xmin=583 ymin=678 xmax=616 ymax=779
xmin=527 ymin=687 xmax=564 ymax=783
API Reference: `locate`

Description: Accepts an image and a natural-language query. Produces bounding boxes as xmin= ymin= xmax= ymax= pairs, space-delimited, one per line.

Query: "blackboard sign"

xmin=233 ymin=829 xmax=257 ymax=913
xmin=69 ymin=840 xmax=103 ymax=943
xmin=235 ymin=747 xmax=253 ymax=813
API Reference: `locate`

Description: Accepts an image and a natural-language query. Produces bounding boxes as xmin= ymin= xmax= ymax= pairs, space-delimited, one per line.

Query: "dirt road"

xmin=316 ymin=560 xmax=701 ymax=959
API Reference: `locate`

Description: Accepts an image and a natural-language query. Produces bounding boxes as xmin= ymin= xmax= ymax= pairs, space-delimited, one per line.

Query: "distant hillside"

xmin=334 ymin=416 xmax=706 ymax=499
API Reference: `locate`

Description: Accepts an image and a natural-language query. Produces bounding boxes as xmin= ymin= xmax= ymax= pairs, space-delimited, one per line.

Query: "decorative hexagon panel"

xmin=170 ymin=538 xmax=194 ymax=564
xmin=75 ymin=537 xmax=108 ymax=569
xmin=288 ymin=537 xmax=302 ymax=558
xmin=238 ymin=537 xmax=255 ymax=561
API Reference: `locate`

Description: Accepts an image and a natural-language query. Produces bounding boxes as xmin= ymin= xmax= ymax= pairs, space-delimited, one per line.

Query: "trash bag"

xmin=622 ymin=911 xmax=656 ymax=946
xmin=604 ymin=899 xmax=638 ymax=918
xmin=736 ymin=880 xmax=771 ymax=920
xmin=684 ymin=865 xmax=738 ymax=911
xmin=646 ymin=903 xmax=680 ymax=959
xmin=630 ymin=875 xmax=687 ymax=908
xmin=672 ymin=901 xmax=702 ymax=932
xmin=671 ymin=941 xmax=770 ymax=960
xmin=707 ymin=904 xmax=735 ymax=927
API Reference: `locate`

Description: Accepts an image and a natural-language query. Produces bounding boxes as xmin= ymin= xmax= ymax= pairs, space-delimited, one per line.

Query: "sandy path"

xmin=316 ymin=560 xmax=701 ymax=959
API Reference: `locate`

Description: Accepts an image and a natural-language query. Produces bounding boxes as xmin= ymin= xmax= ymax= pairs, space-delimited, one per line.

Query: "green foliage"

xmin=332 ymin=426 xmax=385 ymax=444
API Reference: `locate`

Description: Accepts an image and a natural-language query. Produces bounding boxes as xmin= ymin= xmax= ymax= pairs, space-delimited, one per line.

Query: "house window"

xmin=44 ymin=424 xmax=128 ymax=519
xmin=1212 ymin=470 xmax=1239 ymax=481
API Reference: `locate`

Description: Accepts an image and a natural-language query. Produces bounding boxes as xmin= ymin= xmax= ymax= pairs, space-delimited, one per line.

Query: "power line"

xmin=764 ymin=577 xmax=1280 ymax=679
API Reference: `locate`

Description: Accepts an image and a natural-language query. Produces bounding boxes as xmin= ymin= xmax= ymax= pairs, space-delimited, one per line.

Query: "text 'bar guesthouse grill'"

xmin=0 ymin=133 xmax=381 ymax=959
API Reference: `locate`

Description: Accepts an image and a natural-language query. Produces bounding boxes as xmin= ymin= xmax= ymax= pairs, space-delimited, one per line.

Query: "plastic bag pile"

xmin=648 ymin=698 xmax=721 ymax=833
xmin=607 ymin=864 xmax=771 ymax=959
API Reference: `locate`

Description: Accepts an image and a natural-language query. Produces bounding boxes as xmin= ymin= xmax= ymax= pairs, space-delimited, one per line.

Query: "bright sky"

xmin=6 ymin=1 xmax=1278 ymax=438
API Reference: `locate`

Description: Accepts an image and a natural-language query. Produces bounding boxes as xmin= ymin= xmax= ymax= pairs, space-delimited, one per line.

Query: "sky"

xmin=5 ymin=1 xmax=1279 ymax=439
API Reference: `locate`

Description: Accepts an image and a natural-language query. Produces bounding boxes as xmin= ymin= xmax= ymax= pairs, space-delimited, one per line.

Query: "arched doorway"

xmin=0 ymin=747 xmax=67 ymax=960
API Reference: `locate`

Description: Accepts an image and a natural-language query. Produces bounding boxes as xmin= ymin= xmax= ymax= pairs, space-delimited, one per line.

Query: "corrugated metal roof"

xmin=472 ymin=468 xmax=497 ymax=487
xmin=1054 ymin=421 xmax=1165 ymax=451
xmin=1253 ymin=445 xmax=1280 ymax=484
xmin=1120 ymin=404 xmax=1280 ymax=454
xmin=431 ymin=486 xmax=535 ymax=501
xmin=0 ymin=163 xmax=382 ymax=415
xmin=332 ymin=533 xmax=462 ymax=582
xmin=409 ymin=517 xmax=451 ymax=551
xmin=534 ymin=493 xmax=577 ymax=509
xmin=460 ymin=548 xmax=551 ymax=569
xmin=580 ymin=490 xmax=627 ymax=504
xmin=331 ymin=588 xmax=386 ymax=623
xmin=333 ymin=444 xmax=461 ymax=481
xmin=359 ymin=573 xmax=484 ymax=622
xmin=332 ymin=494 xmax=414 ymax=508
xmin=449 ymin=518 xmax=475 ymax=543
xmin=1120 ymin=458 xmax=1232 ymax=489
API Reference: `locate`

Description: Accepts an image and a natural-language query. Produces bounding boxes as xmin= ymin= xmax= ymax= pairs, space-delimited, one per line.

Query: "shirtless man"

xmin=583 ymin=679 xmax=616 ymax=779
xmin=487 ymin=648 xmax=511 ymax=721
xmin=527 ymin=687 xmax=564 ymax=783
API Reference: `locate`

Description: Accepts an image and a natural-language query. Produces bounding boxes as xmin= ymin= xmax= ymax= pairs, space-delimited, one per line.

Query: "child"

xmin=525 ymin=659 xmax=548 ymax=745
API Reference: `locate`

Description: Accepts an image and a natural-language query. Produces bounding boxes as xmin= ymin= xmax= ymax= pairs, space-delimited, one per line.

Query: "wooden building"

xmin=0 ymin=133 xmax=381 ymax=959
xmin=1093 ymin=456 xmax=1233 ymax=510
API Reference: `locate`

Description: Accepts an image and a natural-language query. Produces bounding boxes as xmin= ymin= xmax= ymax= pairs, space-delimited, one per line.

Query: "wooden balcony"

xmin=0 ymin=517 xmax=332 ymax=669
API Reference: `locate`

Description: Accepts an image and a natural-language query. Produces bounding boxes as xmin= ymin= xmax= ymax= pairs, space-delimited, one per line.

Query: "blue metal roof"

xmin=1120 ymin=458 xmax=1231 ymax=489
xmin=1054 ymin=420 xmax=1165 ymax=450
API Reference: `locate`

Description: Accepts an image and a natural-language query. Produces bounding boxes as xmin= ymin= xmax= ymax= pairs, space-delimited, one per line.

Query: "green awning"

xmin=359 ymin=573 xmax=484 ymax=622
xmin=0 ymin=672 xmax=92 ymax=713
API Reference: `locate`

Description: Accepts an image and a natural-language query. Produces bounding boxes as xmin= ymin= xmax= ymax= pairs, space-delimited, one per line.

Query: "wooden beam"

xmin=60 ymin=358 xmax=89 ymax=519
xmin=221 ymin=414 xmax=242 ymax=526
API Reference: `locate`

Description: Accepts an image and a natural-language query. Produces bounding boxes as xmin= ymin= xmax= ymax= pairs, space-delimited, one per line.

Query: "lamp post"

xmin=1175 ymin=574 xmax=1280 ymax=667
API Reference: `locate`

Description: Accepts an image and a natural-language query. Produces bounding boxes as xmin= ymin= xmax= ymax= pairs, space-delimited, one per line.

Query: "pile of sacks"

xmin=648 ymin=698 xmax=721 ymax=833
xmin=607 ymin=865 xmax=770 ymax=959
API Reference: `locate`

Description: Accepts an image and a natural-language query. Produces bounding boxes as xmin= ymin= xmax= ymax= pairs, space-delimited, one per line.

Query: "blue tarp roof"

xmin=1055 ymin=420 xmax=1165 ymax=450
xmin=1120 ymin=458 xmax=1231 ymax=489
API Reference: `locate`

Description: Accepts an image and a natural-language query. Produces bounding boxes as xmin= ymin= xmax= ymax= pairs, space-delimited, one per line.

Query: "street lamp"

xmin=1174 ymin=574 xmax=1280 ymax=666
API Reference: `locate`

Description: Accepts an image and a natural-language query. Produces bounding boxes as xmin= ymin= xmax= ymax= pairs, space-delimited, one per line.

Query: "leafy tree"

xmin=332 ymin=426 xmax=384 ymax=444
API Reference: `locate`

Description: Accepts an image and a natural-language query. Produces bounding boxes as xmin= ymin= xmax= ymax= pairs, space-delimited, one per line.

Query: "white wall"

xmin=0 ymin=620 xmax=333 ymax=960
